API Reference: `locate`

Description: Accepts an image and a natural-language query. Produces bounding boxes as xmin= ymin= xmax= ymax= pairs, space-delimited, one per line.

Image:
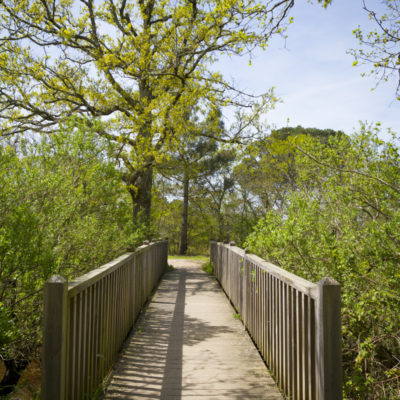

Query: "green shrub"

xmin=246 ymin=126 xmax=400 ymax=399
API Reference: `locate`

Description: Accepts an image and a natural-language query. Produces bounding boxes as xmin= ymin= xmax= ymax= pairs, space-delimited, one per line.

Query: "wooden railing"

xmin=210 ymin=241 xmax=342 ymax=400
xmin=41 ymin=240 xmax=168 ymax=400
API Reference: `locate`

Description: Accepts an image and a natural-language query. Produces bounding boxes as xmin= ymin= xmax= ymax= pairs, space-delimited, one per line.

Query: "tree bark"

xmin=125 ymin=166 xmax=153 ymax=228
xmin=179 ymin=174 xmax=189 ymax=255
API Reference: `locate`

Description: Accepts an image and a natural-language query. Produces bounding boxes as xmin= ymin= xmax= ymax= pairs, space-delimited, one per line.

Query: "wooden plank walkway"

xmin=102 ymin=259 xmax=283 ymax=399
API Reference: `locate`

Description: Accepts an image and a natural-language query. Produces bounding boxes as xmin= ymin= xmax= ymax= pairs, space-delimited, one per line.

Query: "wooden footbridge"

xmin=42 ymin=241 xmax=342 ymax=400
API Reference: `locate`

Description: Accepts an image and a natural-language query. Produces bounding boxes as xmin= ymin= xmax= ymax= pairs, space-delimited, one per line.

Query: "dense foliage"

xmin=0 ymin=0 xmax=398 ymax=397
xmin=0 ymin=120 xmax=141 ymax=393
xmin=154 ymin=126 xmax=344 ymax=254
xmin=246 ymin=126 xmax=400 ymax=398
xmin=0 ymin=0 xmax=294 ymax=222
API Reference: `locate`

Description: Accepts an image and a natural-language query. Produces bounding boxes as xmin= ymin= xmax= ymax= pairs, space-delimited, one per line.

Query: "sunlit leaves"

xmin=350 ymin=0 xmax=400 ymax=97
xmin=0 ymin=0 xmax=294 ymax=212
xmin=0 ymin=118 xmax=140 ymax=365
xmin=246 ymin=126 xmax=400 ymax=398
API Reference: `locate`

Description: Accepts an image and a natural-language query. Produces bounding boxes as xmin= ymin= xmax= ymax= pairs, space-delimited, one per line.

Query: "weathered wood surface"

xmin=102 ymin=259 xmax=282 ymax=400
xmin=42 ymin=240 xmax=168 ymax=400
xmin=210 ymin=242 xmax=342 ymax=400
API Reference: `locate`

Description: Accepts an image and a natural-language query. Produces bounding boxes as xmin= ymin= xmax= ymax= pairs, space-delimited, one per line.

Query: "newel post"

xmin=42 ymin=275 xmax=68 ymax=400
xmin=316 ymin=277 xmax=342 ymax=400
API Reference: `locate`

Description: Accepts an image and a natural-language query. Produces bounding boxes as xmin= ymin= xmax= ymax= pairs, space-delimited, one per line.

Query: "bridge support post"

xmin=316 ymin=277 xmax=342 ymax=400
xmin=42 ymin=275 xmax=67 ymax=400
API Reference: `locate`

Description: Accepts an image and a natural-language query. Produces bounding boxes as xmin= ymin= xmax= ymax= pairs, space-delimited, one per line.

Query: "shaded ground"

xmin=0 ymin=360 xmax=41 ymax=399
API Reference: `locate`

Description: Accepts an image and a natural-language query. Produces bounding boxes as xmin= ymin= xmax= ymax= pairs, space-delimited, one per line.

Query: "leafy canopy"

xmin=246 ymin=125 xmax=400 ymax=398
xmin=0 ymin=119 xmax=140 ymax=367
xmin=0 ymin=0 xmax=293 ymax=176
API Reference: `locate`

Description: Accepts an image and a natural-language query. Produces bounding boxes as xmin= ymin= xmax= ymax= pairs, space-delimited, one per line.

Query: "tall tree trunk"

xmin=179 ymin=174 xmax=189 ymax=255
xmin=217 ymin=211 xmax=224 ymax=242
xmin=126 ymin=80 xmax=154 ymax=230
xmin=125 ymin=166 xmax=153 ymax=229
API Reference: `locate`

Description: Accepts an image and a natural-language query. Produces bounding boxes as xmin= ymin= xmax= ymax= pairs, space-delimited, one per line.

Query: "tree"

xmin=157 ymin=108 xmax=225 ymax=254
xmin=0 ymin=120 xmax=138 ymax=394
xmin=0 ymin=0 xmax=294 ymax=225
xmin=351 ymin=0 xmax=400 ymax=99
xmin=194 ymin=147 xmax=236 ymax=241
xmin=246 ymin=125 xmax=400 ymax=398
xmin=154 ymin=137 xmax=236 ymax=253
xmin=234 ymin=126 xmax=343 ymax=213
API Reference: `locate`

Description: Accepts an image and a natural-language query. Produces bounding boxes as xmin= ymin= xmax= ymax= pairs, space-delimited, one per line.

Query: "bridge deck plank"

xmin=102 ymin=259 xmax=283 ymax=399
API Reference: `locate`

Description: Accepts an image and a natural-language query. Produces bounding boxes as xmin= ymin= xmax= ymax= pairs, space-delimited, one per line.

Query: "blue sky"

xmin=217 ymin=0 xmax=400 ymax=137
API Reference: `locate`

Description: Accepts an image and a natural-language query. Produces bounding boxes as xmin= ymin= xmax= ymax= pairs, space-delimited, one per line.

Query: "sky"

xmin=216 ymin=0 xmax=400 ymax=137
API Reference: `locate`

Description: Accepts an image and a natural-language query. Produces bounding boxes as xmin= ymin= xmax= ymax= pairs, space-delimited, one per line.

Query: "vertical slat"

xmin=120 ymin=266 xmax=125 ymax=340
xmin=114 ymin=269 xmax=119 ymax=355
xmin=287 ymin=285 xmax=293 ymax=399
xmin=283 ymin=283 xmax=289 ymax=397
xmin=297 ymin=290 xmax=303 ymax=400
xmin=281 ymin=282 xmax=287 ymax=389
xmin=134 ymin=256 xmax=138 ymax=319
xmin=42 ymin=276 xmax=67 ymax=400
xmin=110 ymin=271 xmax=116 ymax=362
xmin=75 ymin=293 xmax=82 ymax=399
xmin=267 ymin=272 xmax=272 ymax=368
xmin=261 ymin=270 xmax=266 ymax=360
xmin=124 ymin=264 xmax=129 ymax=335
xmin=310 ymin=297 xmax=316 ymax=400
xmin=316 ymin=278 xmax=342 ymax=400
xmin=87 ymin=286 xmax=94 ymax=395
xmin=65 ymin=297 xmax=73 ymax=400
xmin=278 ymin=278 xmax=282 ymax=385
xmin=255 ymin=266 xmax=259 ymax=346
xmin=274 ymin=276 xmax=279 ymax=384
xmin=292 ymin=289 xmax=298 ymax=400
xmin=258 ymin=269 xmax=262 ymax=357
xmin=82 ymin=289 xmax=88 ymax=398
xmin=251 ymin=265 xmax=255 ymax=334
xmin=270 ymin=275 xmax=274 ymax=375
xmin=70 ymin=296 xmax=78 ymax=400
xmin=122 ymin=260 xmax=128 ymax=346
xmin=110 ymin=269 xmax=115 ymax=352
xmin=303 ymin=293 xmax=310 ymax=400
xmin=128 ymin=259 xmax=133 ymax=327
xmin=98 ymin=277 xmax=105 ymax=385
xmin=91 ymin=282 xmax=99 ymax=394
xmin=278 ymin=279 xmax=283 ymax=387
xmin=103 ymin=275 xmax=110 ymax=378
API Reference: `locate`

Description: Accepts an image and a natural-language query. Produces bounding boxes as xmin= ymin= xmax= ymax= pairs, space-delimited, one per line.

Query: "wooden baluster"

xmin=316 ymin=278 xmax=342 ymax=400
xmin=42 ymin=275 xmax=67 ymax=400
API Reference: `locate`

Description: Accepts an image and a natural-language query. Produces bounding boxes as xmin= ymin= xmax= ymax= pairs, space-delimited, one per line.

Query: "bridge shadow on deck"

xmin=102 ymin=261 xmax=282 ymax=400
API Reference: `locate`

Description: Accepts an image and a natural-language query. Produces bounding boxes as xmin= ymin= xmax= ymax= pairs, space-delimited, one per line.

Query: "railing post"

xmin=316 ymin=277 xmax=342 ymax=400
xmin=42 ymin=275 xmax=68 ymax=400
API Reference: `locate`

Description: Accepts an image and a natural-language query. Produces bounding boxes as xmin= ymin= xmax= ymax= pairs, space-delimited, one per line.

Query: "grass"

xmin=166 ymin=264 xmax=175 ymax=271
xmin=168 ymin=255 xmax=209 ymax=262
xmin=201 ymin=261 xmax=213 ymax=275
xmin=168 ymin=255 xmax=213 ymax=275
xmin=233 ymin=313 xmax=242 ymax=322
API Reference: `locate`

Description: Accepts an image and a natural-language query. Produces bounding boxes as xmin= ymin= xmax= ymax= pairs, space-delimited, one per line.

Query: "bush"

xmin=0 ymin=119 xmax=142 ymax=393
xmin=246 ymin=126 xmax=400 ymax=399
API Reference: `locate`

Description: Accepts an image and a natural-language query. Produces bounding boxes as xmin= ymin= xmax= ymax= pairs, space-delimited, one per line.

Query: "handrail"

xmin=42 ymin=240 xmax=168 ymax=400
xmin=210 ymin=241 xmax=342 ymax=400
